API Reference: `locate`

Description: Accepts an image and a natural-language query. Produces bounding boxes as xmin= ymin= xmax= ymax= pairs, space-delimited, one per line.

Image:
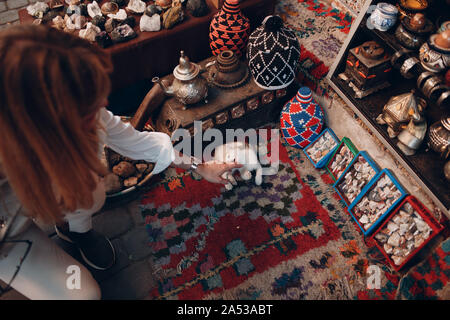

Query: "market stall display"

xmin=303 ymin=128 xmax=340 ymax=168
xmin=348 ymin=168 xmax=408 ymax=235
xmin=334 ymin=150 xmax=380 ymax=206
xmin=370 ymin=195 xmax=443 ymax=271
xmin=325 ymin=137 xmax=359 ymax=181
xmin=327 ymin=0 xmax=450 ymax=216
xmin=19 ymin=0 xmax=277 ymax=90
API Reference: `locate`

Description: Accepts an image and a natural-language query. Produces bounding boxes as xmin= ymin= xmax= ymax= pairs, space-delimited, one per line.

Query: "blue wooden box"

xmin=303 ymin=128 xmax=340 ymax=168
xmin=333 ymin=150 xmax=381 ymax=207
xmin=347 ymin=168 xmax=408 ymax=236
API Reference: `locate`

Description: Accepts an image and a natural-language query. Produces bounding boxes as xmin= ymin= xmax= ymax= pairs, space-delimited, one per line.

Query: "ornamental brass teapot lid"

xmin=360 ymin=41 xmax=385 ymax=60
xmin=173 ymin=51 xmax=201 ymax=81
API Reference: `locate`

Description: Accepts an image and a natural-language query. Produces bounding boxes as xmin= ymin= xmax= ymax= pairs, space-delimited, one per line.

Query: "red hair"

xmin=0 ymin=25 xmax=113 ymax=224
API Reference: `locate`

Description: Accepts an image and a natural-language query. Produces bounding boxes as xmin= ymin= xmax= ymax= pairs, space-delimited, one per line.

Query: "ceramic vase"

xmin=209 ymin=0 xmax=250 ymax=58
xmin=366 ymin=2 xmax=398 ymax=32
xmin=280 ymin=87 xmax=325 ymax=149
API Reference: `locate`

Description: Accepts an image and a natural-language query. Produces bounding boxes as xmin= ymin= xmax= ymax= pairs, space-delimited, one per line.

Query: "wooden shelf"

xmin=327 ymin=1 xmax=450 ymax=215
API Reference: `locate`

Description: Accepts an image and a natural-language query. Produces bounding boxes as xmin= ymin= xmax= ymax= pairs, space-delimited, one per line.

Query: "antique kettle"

xmin=376 ymin=90 xmax=426 ymax=138
xmin=152 ymin=51 xmax=208 ymax=109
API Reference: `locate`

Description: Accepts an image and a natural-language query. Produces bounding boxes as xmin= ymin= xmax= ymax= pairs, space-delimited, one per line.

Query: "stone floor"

xmin=0 ymin=197 xmax=160 ymax=300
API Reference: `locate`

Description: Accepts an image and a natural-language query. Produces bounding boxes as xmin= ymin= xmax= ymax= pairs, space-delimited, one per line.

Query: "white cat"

xmin=213 ymin=140 xmax=271 ymax=190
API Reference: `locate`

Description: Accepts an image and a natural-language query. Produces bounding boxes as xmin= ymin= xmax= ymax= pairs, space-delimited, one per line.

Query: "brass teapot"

xmin=152 ymin=51 xmax=208 ymax=109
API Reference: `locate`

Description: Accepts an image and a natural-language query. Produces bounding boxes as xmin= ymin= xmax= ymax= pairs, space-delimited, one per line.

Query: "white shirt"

xmin=98 ymin=107 xmax=175 ymax=175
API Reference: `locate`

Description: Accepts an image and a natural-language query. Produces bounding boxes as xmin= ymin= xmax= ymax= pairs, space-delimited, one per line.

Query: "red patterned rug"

xmin=138 ymin=0 xmax=449 ymax=300
xmin=140 ymin=130 xmax=409 ymax=300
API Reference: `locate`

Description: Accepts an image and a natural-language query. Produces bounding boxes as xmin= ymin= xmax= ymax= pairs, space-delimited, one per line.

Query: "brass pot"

xmin=395 ymin=15 xmax=434 ymax=50
xmin=428 ymin=117 xmax=450 ymax=159
xmin=205 ymin=50 xmax=249 ymax=89
xmin=397 ymin=0 xmax=428 ymax=20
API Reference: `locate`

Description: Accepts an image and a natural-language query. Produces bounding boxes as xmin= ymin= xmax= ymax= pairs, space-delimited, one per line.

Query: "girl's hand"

xmin=195 ymin=161 xmax=243 ymax=184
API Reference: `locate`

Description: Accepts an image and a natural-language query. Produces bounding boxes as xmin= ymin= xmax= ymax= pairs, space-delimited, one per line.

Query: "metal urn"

xmin=376 ymin=90 xmax=426 ymax=139
xmin=419 ymin=30 xmax=450 ymax=73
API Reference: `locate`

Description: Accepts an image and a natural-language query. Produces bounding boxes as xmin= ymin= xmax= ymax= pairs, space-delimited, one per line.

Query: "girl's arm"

xmin=99 ymin=108 xmax=241 ymax=183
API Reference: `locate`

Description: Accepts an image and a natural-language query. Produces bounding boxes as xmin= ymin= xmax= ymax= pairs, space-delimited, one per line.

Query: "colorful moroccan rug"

xmin=395 ymin=238 xmax=450 ymax=300
xmin=138 ymin=0 xmax=449 ymax=300
xmin=140 ymin=129 xmax=418 ymax=300
xmin=275 ymin=0 xmax=354 ymax=97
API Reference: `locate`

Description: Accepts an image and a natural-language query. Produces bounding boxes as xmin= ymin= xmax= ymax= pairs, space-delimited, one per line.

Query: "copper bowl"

xmin=395 ymin=15 xmax=434 ymax=50
xmin=102 ymin=118 xmax=159 ymax=205
xmin=397 ymin=0 xmax=428 ymax=19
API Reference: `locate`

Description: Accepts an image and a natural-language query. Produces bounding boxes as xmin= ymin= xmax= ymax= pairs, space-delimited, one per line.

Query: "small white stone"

xmin=79 ymin=22 xmax=100 ymax=42
xmin=108 ymin=8 xmax=127 ymax=20
xmin=414 ymin=217 xmax=429 ymax=233
xmin=414 ymin=235 xmax=425 ymax=248
xmin=64 ymin=14 xmax=76 ymax=30
xmin=127 ymin=0 xmax=146 ymax=14
xmin=140 ymin=13 xmax=161 ymax=32
xmin=387 ymin=221 xmax=399 ymax=234
xmin=392 ymin=215 xmax=402 ymax=225
xmin=359 ymin=215 xmax=369 ymax=224
xmin=399 ymin=223 xmax=409 ymax=235
xmin=384 ymin=243 xmax=393 ymax=254
xmin=87 ymin=1 xmax=101 ymax=18
xmin=375 ymin=233 xmax=388 ymax=243
xmin=392 ymin=255 xmax=404 ymax=265
xmin=388 ymin=232 xmax=400 ymax=247
xmin=73 ymin=14 xmax=86 ymax=29
xmin=27 ymin=1 xmax=48 ymax=18
xmin=368 ymin=201 xmax=378 ymax=211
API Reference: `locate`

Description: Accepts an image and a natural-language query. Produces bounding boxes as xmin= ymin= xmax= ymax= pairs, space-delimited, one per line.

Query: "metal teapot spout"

xmin=152 ymin=77 xmax=174 ymax=96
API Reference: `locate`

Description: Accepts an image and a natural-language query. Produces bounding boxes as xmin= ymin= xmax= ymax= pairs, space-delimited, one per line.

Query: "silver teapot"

xmin=152 ymin=51 xmax=208 ymax=109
